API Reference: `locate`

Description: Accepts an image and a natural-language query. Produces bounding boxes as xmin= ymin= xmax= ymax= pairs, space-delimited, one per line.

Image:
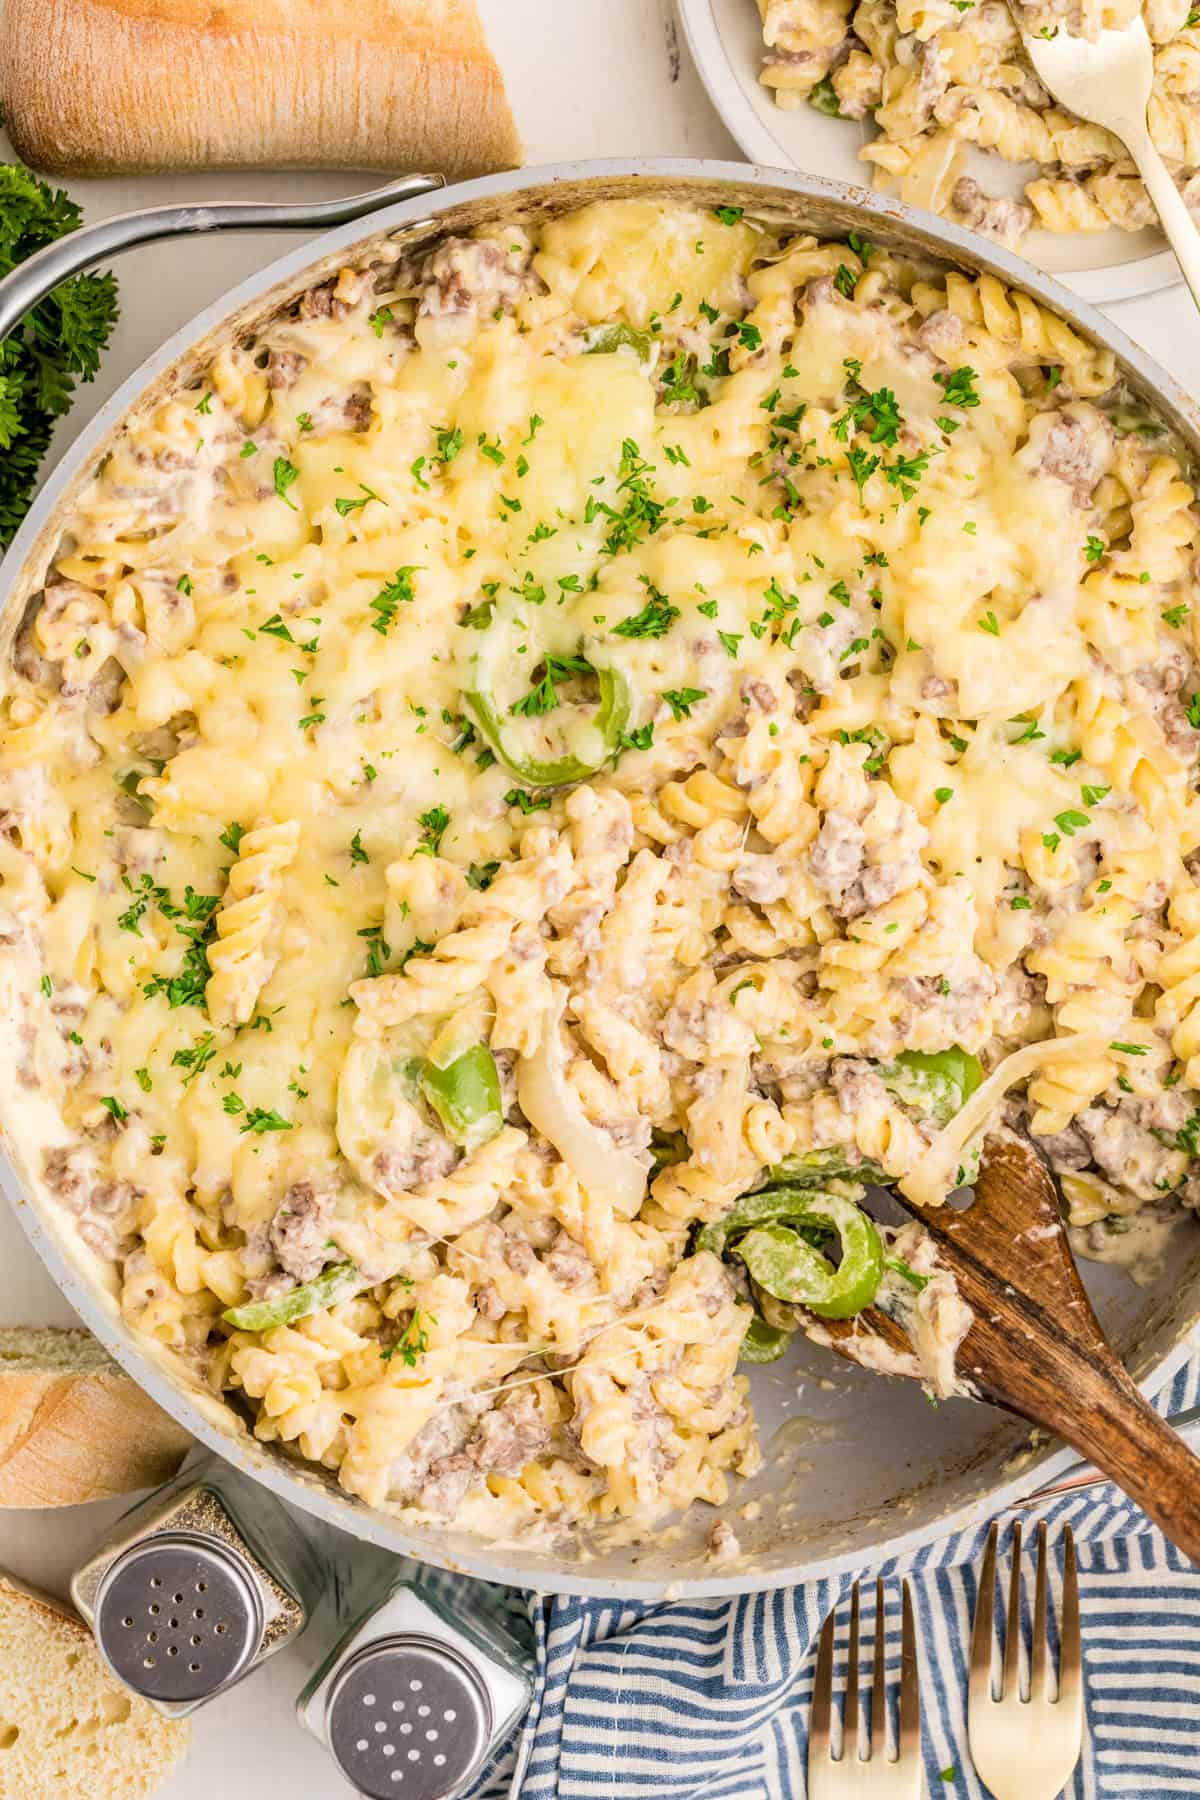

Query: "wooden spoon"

xmin=817 ymin=1134 xmax=1200 ymax=1560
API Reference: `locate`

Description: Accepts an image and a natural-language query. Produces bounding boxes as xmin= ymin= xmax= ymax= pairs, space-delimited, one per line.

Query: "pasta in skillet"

xmin=756 ymin=0 xmax=1200 ymax=246
xmin=3 ymin=198 xmax=1199 ymax=1539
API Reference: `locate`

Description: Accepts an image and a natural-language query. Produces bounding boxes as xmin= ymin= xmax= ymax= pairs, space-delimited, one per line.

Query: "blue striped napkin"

xmin=465 ymin=1357 xmax=1200 ymax=1799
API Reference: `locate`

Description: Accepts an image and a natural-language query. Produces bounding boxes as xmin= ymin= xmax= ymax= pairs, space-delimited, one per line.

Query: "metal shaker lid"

xmin=93 ymin=1530 xmax=263 ymax=1706
xmin=326 ymin=1632 xmax=494 ymax=1800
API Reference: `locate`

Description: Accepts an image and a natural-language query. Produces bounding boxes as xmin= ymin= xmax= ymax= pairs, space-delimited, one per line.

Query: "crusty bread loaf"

xmin=0 ymin=1570 xmax=189 ymax=1798
xmin=0 ymin=0 xmax=521 ymax=177
xmin=0 ymin=1327 xmax=190 ymax=1508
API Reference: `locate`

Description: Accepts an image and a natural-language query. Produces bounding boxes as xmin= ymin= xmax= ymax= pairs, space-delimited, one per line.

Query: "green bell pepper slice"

xmin=582 ymin=322 xmax=653 ymax=361
xmin=420 ymin=1043 xmax=503 ymax=1152
xmin=733 ymin=1194 xmax=884 ymax=1320
xmin=223 ymin=1260 xmax=363 ymax=1333
xmin=739 ymin=1315 xmax=792 ymax=1363
xmin=467 ymin=657 xmax=631 ymax=788
xmin=768 ymin=1148 xmax=888 ymax=1189
xmin=878 ymin=1046 xmax=983 ymax=1127
xmin=696 ymin=1184 xmax=852 ymax=1260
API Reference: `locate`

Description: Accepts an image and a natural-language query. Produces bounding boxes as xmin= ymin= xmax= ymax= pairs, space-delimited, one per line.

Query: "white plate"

xmin=676 ymin=0 xmax=1180 ymax=303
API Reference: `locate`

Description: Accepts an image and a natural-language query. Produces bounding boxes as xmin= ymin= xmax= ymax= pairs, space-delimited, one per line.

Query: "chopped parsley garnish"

xmin=621 ymin=722 xmax=654 ymax=751
xmin=415 ymin=806 xmax=450 ymax=855
xmin=1110 ymin=1041 xmax=1147 ymax=1055
xmin=382 ymin=1307 xmax=434 ymax=1365
xmin=885 ymin=451 xmax=931 ymax=499
xmin=368 ymin=306 xmax=393 ymax=337
xmin=369 ymin=565 xmax=419 ymax=635
xmin=219 ymin=822 xmax=245 ymax=857
xmin=478 ymin=434 xmax=505 ymax=465
xmin=1010 ymin=895 xmax=1031 ymax=910
xmin=350 ymin=831 xmax=369 ymax=865
xmin=1085 ymin=535 xmax=1106 ymax=562
xmin=172 ymin=1032 xmax=216 ymax=1087
xmin=613 ymin=588 xmax=679 ymax=640
xmin=358 ymin=924 xmax=392 ymax=979
xmin=239 ymin=1106 xmax=293 ymax=1134
xmin=737 ymin=321 xmax=762 ymax=351
xmin=934 ymin=366 xmax=980 ymax=411
xmin=460 ymin=598 xmax=496 ymax=630
xmin=845 ymin=446 xmax=880 ymax=503
xmin=834 ymin=368 xmax=902 ymax=447
xmin=273 ymin=457 xmax=300 ymax=508
xmin=100 ymin=1095 xmax=128 ymax=1121
xmin=511 ymin=652 xmax=592 ymax=716
xmin=587 ymin=439 xmax=666 ymax=556
xmin=336 ymin=482 xmax=383 ymax=516
xmin=834 ymin=264 xmax=858 ymax=299
xmin=436 ymin=425 xmax=464 ymax=464
xmin=978 ymin=611 xmax=1000 ymax=636
xmin=934 ymin=787 xmax=953 ymax=804
xmin=712 ymin=206 xmax=744 ymax=225
xmin=505 ymin=787 xmax=551 ymax=814
xmin=718 ymin=630 xmax=742 ymax=659
xmin=663 ymin=687 xmax=707 ymax=721
xmin=1050 ymin=746 xmax=1082 ymax=767
xmin=1081 ymin=783 xmax=1110 ymax=806
xmin=1163 ymin=604 xmax=1190 ymax=628
xmin=467 ymin=861 xmax=500 ymax=891
xmin=258 ymin=612 xmax=293 ymax=641
xmin=1054 ymin=809 xmax=1090 ymax=836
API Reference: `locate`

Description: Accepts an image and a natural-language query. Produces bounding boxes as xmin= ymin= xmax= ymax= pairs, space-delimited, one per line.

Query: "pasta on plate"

xmin=756 ymin=0 xmax=1200 ymax=246
xmin=3 ymin=198 xmax=1199 ymax=1540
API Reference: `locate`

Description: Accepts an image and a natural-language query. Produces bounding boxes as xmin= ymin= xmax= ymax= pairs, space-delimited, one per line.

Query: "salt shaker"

xmin=71 ymin=1453 xmax=321 ymax=1717
xmin=297 ymin=1558 xmax=534 ymax=1799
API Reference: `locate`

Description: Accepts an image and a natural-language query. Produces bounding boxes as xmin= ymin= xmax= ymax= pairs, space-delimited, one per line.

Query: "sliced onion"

xmin=517 ymin=986 xmax=647 ymax=1217
xmin=899 ymin=1032 xmax=1110 ymax=1208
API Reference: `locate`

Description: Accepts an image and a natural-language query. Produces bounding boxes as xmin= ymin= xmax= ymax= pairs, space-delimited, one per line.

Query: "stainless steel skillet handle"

xmin=0 ymin=173 xmax=445 ymax=342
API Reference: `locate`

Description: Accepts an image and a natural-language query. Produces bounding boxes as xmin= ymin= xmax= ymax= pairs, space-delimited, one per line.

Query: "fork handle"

xmin=1121 ymin=120 xmax=1200 ymax=315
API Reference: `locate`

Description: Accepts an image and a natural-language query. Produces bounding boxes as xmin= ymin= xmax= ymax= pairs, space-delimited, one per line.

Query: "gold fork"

xmin=809 ymin=1578 xmax=922 ymax=1798
xmin=969 ymin=1521 xmax=1084 ymax=1800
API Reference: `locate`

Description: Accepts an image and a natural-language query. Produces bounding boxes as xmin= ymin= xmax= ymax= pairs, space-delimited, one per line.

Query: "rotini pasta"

xmin=5 ymin=198 xmax=1198 ymax=1542
xmin=759 ymin=0 xmax=1200 ymax=247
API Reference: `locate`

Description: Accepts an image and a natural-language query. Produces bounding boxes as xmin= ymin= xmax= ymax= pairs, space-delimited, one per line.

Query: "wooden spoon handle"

xmin=1049 ymin=1370 xmax=1200 ymax=1560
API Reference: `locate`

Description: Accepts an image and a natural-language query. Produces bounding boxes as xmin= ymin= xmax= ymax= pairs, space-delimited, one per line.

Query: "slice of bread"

xmin=0 ymin=1327 xmax=190 ymax=1508
xmin=0 ymin=0 xmax=521 ymax=177
xmin=0 ymin=1571 xmax=189 ymax=1798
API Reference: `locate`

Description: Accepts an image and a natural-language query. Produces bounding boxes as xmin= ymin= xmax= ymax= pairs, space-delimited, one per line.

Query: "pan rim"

xmin=3 ymin=155 xmax=1198 ymax=1597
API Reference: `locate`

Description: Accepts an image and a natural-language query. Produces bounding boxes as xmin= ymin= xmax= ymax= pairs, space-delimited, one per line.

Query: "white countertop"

xmin=0 ymin=1 xmax=1198 ymax=1791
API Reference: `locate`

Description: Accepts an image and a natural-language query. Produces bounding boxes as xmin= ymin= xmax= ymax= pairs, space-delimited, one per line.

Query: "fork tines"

xmin=809 ymin=1577 xmax=922 ymax=1797
xmin=968 ymin=1520 xmax=1084 ymax=1800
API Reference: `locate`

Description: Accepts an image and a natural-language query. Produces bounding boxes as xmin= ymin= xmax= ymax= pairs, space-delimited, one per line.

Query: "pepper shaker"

xmin=71 ymin=1453 xmax=321 ymax=1716
xmin=297 ymin=1557 xmax=534 ymax=1799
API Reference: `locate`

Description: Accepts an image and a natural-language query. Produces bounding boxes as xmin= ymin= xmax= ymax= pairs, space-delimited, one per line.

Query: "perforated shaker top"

xmin=326 ymin=1633 xmax=494 ymax=1800
xmin=94 ymin=1531 xmax=263 ymax=1705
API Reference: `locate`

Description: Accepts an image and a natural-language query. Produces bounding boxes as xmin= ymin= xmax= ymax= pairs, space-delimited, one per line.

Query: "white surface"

xmin=0 ymin=0 xmax=1198 ymax=1793
xmin=676 ymin=0 xmax=1185 ymax=303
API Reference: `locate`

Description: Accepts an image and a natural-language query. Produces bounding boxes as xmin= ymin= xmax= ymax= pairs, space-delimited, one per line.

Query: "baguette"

xmin=0 ymin=1327 xmax=190 ymax=1508
xmin=0 ymin=1570 xmax=190 ymax=1798
xmin=0 ymin=0 xmax=521 ymax=178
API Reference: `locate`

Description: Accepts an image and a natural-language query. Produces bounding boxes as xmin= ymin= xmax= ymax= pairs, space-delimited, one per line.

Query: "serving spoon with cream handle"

xmin=820 ymin=1135 xmax=1200 ymax=1559
xmin=1015 ymin=10 xmax=1200 ymax=311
